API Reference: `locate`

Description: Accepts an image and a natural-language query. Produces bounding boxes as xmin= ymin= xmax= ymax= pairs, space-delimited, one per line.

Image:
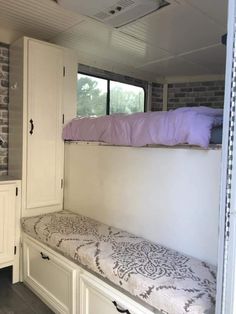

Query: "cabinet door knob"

xmin=40 ymin=252 xmax=50 ymax=260
xmin=112 ymin=301 xmax=131 ymax=314
xmin=29 ymin=119 xmax=34 ymax=135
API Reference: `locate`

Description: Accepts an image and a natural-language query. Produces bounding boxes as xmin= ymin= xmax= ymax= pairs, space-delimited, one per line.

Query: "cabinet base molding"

xmin=0 ymin=260 xmax=19 ymax=284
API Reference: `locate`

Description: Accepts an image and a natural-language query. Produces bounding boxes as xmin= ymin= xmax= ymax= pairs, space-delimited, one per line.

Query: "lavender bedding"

xmin=63 ymin=107 xmax=223 ymax=148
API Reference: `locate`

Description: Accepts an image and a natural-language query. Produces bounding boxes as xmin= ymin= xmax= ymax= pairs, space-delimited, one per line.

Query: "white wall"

xmin=64 ymin=142 xmax=221 ymax=265
xmin=0 ymin=26 xmax=23 ymax=44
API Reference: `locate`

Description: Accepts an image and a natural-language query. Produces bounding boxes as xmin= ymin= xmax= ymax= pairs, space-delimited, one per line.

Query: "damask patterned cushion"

xmin=22 ymin=210 xmax=216 ymax=314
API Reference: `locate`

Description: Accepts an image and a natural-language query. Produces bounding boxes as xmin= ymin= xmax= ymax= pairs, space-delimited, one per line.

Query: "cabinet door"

xmin=23 ymin=237 xmax=76 ymax=314
xmin=80 ymin=273 xmax=151 ymax=314
xmin=0 ymin=184 xmax=15 ymax=264
xmin=81 ymin=282 xmax=118 ymax=314
xmin=26 ymin=40 xmax=64 ymax=209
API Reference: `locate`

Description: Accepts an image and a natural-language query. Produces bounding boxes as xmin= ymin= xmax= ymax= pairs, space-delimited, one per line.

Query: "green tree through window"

xmin=77 ymin=73 xmax=145 ymax=116
xmin=77 ymin=75 xmax=107 ymax=116
xmin=110 ymin=81 xmax=144 ymax=114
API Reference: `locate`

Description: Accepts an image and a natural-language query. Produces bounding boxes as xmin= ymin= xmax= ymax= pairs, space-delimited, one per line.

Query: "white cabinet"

xmin=0 ymin=183 xmax=15 ymax=264
xmin=80 ymin=276 xmax=127 ymax=314
xmin=22 ymin=235 xmax=154 ymax=314
xmin=23 ymin=236 xmax=77 ymax=314
xmin=80 ymin=272 xmax=152 ymax=314
xmin=0 ymin=180 xmax=21 ymax=283
xmin=9 ymin=37 xmax=77 ymax=216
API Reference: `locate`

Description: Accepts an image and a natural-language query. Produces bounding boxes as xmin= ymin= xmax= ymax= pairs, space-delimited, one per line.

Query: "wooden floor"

xmin=0 ymin=267 xmax=54 ymax=314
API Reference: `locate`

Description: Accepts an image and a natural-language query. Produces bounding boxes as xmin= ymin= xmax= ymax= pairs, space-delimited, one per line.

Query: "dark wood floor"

xmin=0 ymin=267 xmax=54 ymax=314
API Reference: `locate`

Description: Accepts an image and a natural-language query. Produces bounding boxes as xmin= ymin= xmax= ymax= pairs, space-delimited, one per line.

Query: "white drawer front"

xmin=81 ymin=283 xmax=118 ymax=314
xmin=80 ymin=272 xmax=153 ymax=314
xmin=23 ymin=238 xmax=76 ymax=314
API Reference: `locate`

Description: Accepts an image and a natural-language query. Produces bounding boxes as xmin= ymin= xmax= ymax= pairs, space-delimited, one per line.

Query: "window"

xmin=77 ymin=73 xmax=145 ymax=116
xmin=110 ymin=81 xmax=145 ymax=114
xmin=77 ymin=74 xmax=107 ymax=116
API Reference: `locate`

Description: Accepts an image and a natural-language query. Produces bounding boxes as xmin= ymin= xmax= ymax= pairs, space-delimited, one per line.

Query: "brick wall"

xmin=0 ymin=43 xmax=9 ymax=176
xmin=167 ymin=81 xmax=225 ymax=110
xmin=151 ymin=83 xmax=163 ymax=111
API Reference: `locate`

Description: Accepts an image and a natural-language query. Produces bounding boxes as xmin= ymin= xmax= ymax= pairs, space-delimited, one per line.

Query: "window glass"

xmin=110 ymin=81 xmax=145 ymax=114
xmin=77 ymin=73 xmax=107 ymax=116
xmin=77 ymin=73 xmax=145 ymax=116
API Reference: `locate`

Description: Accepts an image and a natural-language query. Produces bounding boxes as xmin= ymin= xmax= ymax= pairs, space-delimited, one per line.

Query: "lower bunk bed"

xmin=21 ymin=210 xmax=216 ymax=314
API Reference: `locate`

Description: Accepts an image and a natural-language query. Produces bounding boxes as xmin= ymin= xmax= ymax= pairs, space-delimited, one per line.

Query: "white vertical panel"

xmin=216 ymin=0 xmax=236 ymax=313
xmin=64 ymin=143 xmax=221 ymax=265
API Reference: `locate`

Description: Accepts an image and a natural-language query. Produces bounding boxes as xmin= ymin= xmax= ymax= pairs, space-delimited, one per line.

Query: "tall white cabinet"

xmin=26 ymin=40 xmax=63 ymax=209
xmin=9 ymin=37 xmax=77 ymax=217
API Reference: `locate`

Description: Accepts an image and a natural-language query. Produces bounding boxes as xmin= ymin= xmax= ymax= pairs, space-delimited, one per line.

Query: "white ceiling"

xmin=0 ymin=0 xmax=228 ymax=81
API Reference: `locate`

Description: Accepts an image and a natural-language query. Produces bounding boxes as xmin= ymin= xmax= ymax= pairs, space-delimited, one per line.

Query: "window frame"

xmin=78 ymin=71 xmax=147 ymax=115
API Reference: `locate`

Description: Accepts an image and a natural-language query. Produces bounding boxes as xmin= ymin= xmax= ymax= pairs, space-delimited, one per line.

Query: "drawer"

xmin=80 ymin=272 xmax=153 ymax=314
xmin=23 ymin=237 xmax=76 ymax=314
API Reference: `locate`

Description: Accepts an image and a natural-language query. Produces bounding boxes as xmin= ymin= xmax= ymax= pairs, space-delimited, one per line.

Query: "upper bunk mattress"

xmin=63 ymin=107 xmax=223 ymax=148
xmin=22 ymin=210 xmax=216 ymax=314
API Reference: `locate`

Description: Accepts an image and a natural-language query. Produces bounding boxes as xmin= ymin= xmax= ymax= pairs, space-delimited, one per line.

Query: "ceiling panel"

xmin=0 ymin=0 xmax=84 ymax=40
xmin=53 ymin=35 xmax=156 ymax=81
xmin=0 ymin=0 xmax=228 ymax=79
xmin=183 ymin=0 xmax=228 ymax=27
xmin=110 ymin=32 xmax=171 ymax=61
xmin=51 ymin=25 xmax=141 ymax=67
xmin=120 ymin=2 xmax=226 ymax=55
xmin=182 ymin=44 xmax=226 ymax=75
xmin=51 ymin=19 xmax=171 ymax=65
xmin=51 ymin=21 xmax=127 ymax=63
xmin=137 ymin=57 xmax=212 ymax=77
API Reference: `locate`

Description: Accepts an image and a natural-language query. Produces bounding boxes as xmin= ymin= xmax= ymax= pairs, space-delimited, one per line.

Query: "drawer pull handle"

xmin=40 ymin=252 xmax=50 ymax=260
xmin=29 ymin=119 xmax=34 ymax=135
xmin=112 ymin=301 xmax=130 ymax=314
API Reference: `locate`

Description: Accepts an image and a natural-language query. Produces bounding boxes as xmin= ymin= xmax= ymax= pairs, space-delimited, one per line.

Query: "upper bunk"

xmin=63 ymin=107 xmax=223 ymax=149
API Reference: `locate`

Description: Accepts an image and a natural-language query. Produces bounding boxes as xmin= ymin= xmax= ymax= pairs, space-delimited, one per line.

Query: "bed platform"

xmin=22 ymin=210 xmax=216 ymax=314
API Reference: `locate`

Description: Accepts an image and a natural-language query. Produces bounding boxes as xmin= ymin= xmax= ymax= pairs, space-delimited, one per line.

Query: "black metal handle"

xmin=112 ymin=301 xmax=130 ymax=314
xmin=29 ymin=119 xmax=34 ymax=135
xmin=40 ymin=252 xmax=50 ymax=260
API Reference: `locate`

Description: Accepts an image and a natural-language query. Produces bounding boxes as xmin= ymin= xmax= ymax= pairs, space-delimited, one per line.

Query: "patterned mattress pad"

xmin=21 ymin=210 xmax=216 ymax=314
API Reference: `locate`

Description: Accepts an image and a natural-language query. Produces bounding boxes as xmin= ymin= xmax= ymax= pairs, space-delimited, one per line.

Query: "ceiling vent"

xmin=57 ymin=0 xmax=169 ymax=28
